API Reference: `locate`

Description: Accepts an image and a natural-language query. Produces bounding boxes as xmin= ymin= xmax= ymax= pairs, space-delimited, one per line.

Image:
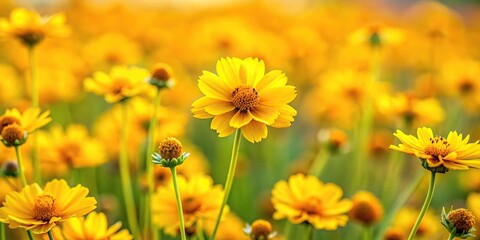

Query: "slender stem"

xmin=209 ymin=129 xmax=242 ymax=240
xmin=48 ymin=230 xmax=54 ymax=240
xmin=143 ymin=88 xmax=161 ymax=239
xmin=407 ymin=171 xmax=436 ymax=240
xmin=448 ymin=233 xmax=455 ymax=240
xmin=308 ymin=145 xmax=330 ymax=176
xmin=28 ymin=46 xmax=41 ymax=185
xmin=170 ymin=167 xmax=186 ymax=240
xmin=283 ymin=221 xmax=291 ymax=240
xmin=196 ymin=222 xmax=205 ymax=240
xmin=305 ymin=224 xmax=314 ymax=240
xmin=119 ymin=103 xmax=141 ymax=240
xmin=0 ymin=223 xmax=4 ymax=240
xmin=363 ymin=226 xmax=372 ymax=240
xmin=26 ymin=230 xmax=34 ymax=240
xmin=14 ymin=146 xmax=27 ymax=187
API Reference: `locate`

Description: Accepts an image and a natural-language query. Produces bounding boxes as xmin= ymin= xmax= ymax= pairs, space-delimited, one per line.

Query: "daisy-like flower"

xmin=151 ymin=174 xmax=226 ymax=237
xmin=349 ymin=191 xmax=384 ymax=226
xmin=84 ymin=65 xmax=154 ymax=103
xmin=271 ymin=174 xmax=352 ymax=230
xmin=38 ymin=124 xmax=107 ymax=170
xmin=390 ymin=127 xmax=480 ymax=173
xmin=0 ymin=108 xmax=51 ymax=135
xmin=62 ymin=212 xmax=133 ymax=240
xmin=0 ymin=8 xmax=70 ymax=47
xmin=192 ymin=57 xmax=297 ymax=143
xmin=0 ymin=179 xmax=96 ymax=234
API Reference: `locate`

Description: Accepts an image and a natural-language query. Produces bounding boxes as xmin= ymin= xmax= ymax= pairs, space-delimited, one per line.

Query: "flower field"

xmin=0 ymin=0 xmax=480 ymax=239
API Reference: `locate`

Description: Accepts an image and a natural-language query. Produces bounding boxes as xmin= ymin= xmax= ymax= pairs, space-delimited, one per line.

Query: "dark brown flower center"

xmin=182 ymin=197 xmax=201 ymax=214
xmin=158 ymin=137 xmax=183 ymax=160
xmin=0 ymin=116 xmax=21 ymax=134
xmin=231 ymin=86 xmax=259 ymax=112
xmin=424 ymin=136 xmax=451 ymax=163
xmin=447 ymin=208 xmax=476 ymax=234
xmin=33 ymin=194 xmax=58 ymax=222
xmin=250 ymin=219 xmax=273 ymax=239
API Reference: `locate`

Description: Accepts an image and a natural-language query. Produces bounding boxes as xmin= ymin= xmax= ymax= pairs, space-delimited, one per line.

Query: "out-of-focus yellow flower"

xmin=376 ymin=92 xmax=444 ymax=127
xmin=151 ymin=174 xmax=226 ymax=237
xmin=271 ymin=173 xmax=352 ymax=230
xmin=392 ymin=207 xmax=439 ymax=238
xmin=467 ymin=192 xmax=480 ymax=231
xmin=243 ymin=219 xmax=277 ymax=240
xmin=84 ymin=65 xmax=153 ymax=103
xmin=349 ymin=191 xmax=384 ymax=226
xmin=0 ymin=8 xmax=70 ymax=46
xmin=62 ymin=212 xmax=133 ymax=240
xmin=34 ymin=68 xmax=80 ymax=105
xmin=0 ymin=179 xmax=96 ymax=234
xmin=192 ymin=57 xmax=297 ymax=143
xmin=0 ymin=64 xmax=22 ymax=106
xmin=0 ymin=107 xmax=51 ymax=134
xmin=390 ymin=127 xmax=480 ymax=172
xmin=440 ymin=59 xmax=480 ymax=112
xmin=349 ymin=22 xmax=404 ymax=48
xmin=83 ymin=32 xmax=142 ymax=67
xmin=204 ymin=212 xmax=245 ymax=240
xmin=383 ymin=227 xmax=407 ymax=240
xmin=460 ymin=169 xmax=480 ymax=192
xmin=38 ymin=124 xmax=107 ymax=172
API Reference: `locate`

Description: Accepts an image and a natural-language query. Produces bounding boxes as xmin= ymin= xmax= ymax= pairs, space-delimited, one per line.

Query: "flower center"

xmin=59 ymin=142 xmax=82 ymax=166
xmin=303 ymin=197 xmax=323 ymax=216
xmin=424 ymin=136 xmax=452 ymax=162
xmin=1 ymin=124 xmax=24 ymax=144
xmin=33 ymin=193 xmax=58 ymax=222
xmin=0 ymin=116 xmax=21 ymax=134
xmin=158 ymin=137 xmax=183 ymax=160
xmin=231 ymin=86 xmax=259 ymax=112
xmin=250 ymin=219 xmax=273 ymax=239
xmin=182 ymin=197 xmax=201 ymax=214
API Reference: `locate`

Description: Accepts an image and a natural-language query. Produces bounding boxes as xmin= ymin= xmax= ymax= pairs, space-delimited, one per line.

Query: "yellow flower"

xmin=84 ymin=65 xmax=153 ymax=103
xmin=0 ymin=179 xmax=96 ymax=234
xmin=0 ymin=107 xmax=51 ymax=134
xmin=349 ymin=22 xmax=404 ymax=47
xmin=83 ymin=32 xmax=142 ymax=67
xmin=390 ymin=127 xmax=480 ymax=172
xmin=38 ymin=124 xmax=107 ymax=171
xmin=0 ymin=8 xmax=70 ymax=46
xmin=151 ymin=174 xmax=226 ymax=237
xmin=62 ymin=212 xmax=133 ymax=240
xmin=204 ymin=212 xmax=245 ymax=240
xmin=349 ymin=191 xmax=384 ymax=225
xmin=271 ymin=173 xmax=352 ymax=230
xmin=392 ymin=207 xmax=439 ymax=238
xmin=192 ymin=57 xmax=297 ymax=143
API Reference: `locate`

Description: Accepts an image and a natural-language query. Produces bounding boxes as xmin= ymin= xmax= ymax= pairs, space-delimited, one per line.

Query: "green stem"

xmin=48 ymin=230 xmax=54 ymax=240
xmin=308 ymin=145 xmax=330 ymax=176
xmin=143 ymin=88 xmax=161 ymax=239
xmin=283 ymin=221 xmax=291 ymax=240
xmin=28 ymin=46 xmax=41 ymax=185
xmin=407 ymin=171 xmax=436 ymax=240
xmin=119 ymin=103 xmax=141 ymax=240
xmin=363 ymin=226 xmax=372 ymax=240
xmin=305 ymin=224 xmax=314 ymax=240
xmin=196 ymin=221 xmax=205 ymax=240
xmin=0 ymin=223 xmax=4 ymax=240
xmin=209 ymin=129 xmax=242 ymax=240
xmin=14 ymin=146 xmax=27 ymax=187
xmin=448 ymin=233 xmax=455 ymax=240
xmin=170 ymin=167 xmax=186 ymax=240
xmin=26 ymin=230 xmax=34 ymax=240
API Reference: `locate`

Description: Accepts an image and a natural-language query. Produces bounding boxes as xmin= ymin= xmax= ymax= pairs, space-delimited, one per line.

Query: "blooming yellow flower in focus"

xmin=390 ymin=127 xmax=480 ymax=173
xmin=192 ymin=57 xmax=297 ymax=143
xmin=84 ymin=66 xmax=153 ymax=103
xmin=0 ymin=107 xmax=51 ymax=135
xmin=0 ymin=179 xmax=96 ymax=234
xmin=62 ymin=212 xmax=132 ymax=240
xmin=271 ymin=174 xmax=352 ymax=230
xmin=151 ymin=174 xmax=226 ymax=237
xmin=0 ymin=8 xmax=70 ymax=46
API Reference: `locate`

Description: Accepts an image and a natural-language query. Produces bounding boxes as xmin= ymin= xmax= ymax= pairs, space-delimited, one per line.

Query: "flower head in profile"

xmin=0 ymin=8 xmax=70 ymax=47
xmin=0 ymin=179 xmax=96 ymax=234
xmin=390 ymin=127 xmax=480 ymax=173
xmin=271 ymin=174 xmax=352 ymax=230
xmin=62 ymin=212 xmax=133 ymax=240
xmin=192 ymin=57 xmax=297 ymax=143
xmin=151 ymin=174 xmax=226 ymax=237
xmin=441 ymin=207 xmax=476 ymax=239
xmin=243 ymin=219 xmax=277 ymax=240
xmin=0 ymin=108 xmax=51 ymax=147
xmin=84 ymin=66 xmax=153 ymax=103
